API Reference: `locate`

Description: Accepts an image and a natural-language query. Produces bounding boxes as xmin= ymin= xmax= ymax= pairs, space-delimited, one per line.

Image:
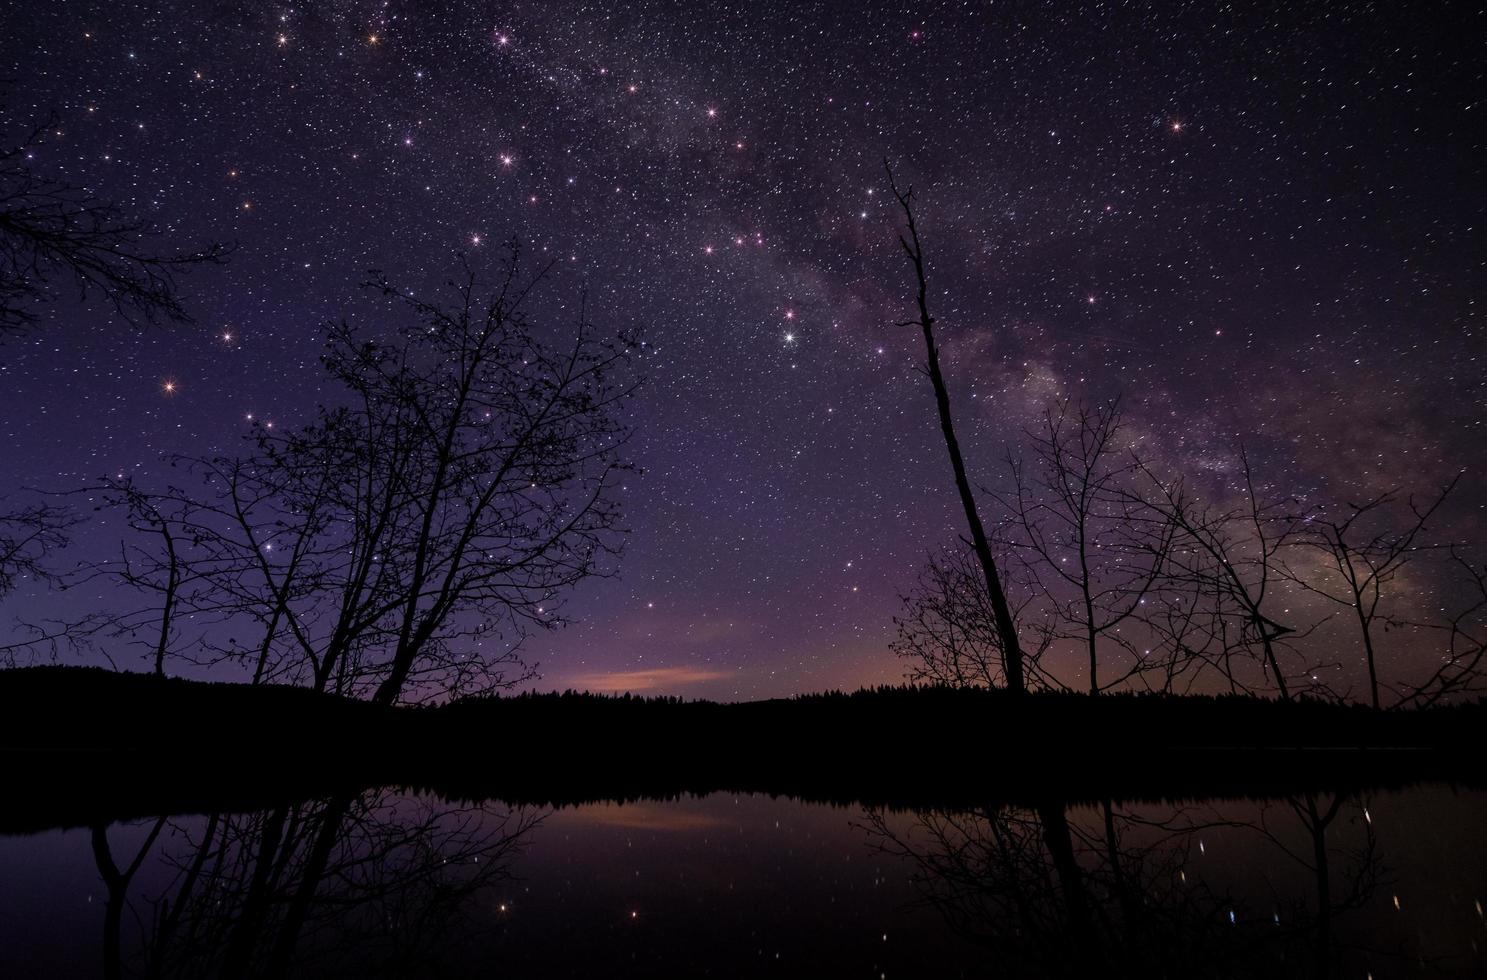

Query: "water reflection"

xmin=864 ymin=794 xmax=1386 ymax=977
xmin=88 ymin=792 xmax=537 ymax=979
xmin=3 ymin=786 xmax=1483 ymax=977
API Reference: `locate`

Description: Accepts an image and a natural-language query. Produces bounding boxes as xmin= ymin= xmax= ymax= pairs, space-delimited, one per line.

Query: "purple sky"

xmin=2 ymin=1 xmax=1482 ymax=699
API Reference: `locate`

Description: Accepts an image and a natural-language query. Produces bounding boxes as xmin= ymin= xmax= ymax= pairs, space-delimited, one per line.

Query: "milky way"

xmin=2 ymin=2 xmax=1482 ymax=697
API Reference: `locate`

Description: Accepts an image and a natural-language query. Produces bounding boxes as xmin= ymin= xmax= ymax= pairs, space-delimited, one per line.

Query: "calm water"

xmin=1 ymin=785 xmax=1484 ymax=977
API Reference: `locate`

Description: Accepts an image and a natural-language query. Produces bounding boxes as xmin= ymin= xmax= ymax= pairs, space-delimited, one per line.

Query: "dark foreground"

xmin=4 ymin=668 xmax=1486 ymax=977
xmin=3 ymin=666 xmax=1484 ymax=832
xmin=3 ymin=782 xmax=1485 ymax=977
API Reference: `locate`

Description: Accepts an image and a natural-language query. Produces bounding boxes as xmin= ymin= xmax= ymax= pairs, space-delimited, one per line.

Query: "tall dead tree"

xmin=887 ymin=163 xmax=1025 ymax=694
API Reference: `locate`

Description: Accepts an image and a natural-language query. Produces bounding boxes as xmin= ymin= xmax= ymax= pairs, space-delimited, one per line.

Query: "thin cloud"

xmin=562 ymin=665 xmax=731 ymax=694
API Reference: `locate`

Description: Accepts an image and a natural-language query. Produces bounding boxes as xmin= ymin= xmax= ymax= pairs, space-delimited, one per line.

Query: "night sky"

xmin=2 ymin=1 xmax=1482 ymax=699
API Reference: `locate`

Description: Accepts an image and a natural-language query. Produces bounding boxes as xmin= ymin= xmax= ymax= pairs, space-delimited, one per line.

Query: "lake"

xmin=1 ymin=784 xmax=1483 ymax=977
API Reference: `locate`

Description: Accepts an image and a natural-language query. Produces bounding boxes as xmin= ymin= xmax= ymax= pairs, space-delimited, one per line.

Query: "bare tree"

xmin=279 ymin=251 xmax=636 ymax=704
xmin=1388 ymin=548 xmax=1487 ymax=709
xmin=995 ymin=399 xmax=1174 ymax=693
xmin=893 ymin=544 xmax=1058 ymax=690
xmin=0 ymin=497 xmax=88 ymax=667
xmin=1285 ymin=478 xmax=1459 ymax=709
xmin=1138 ymin=451 xmax=1315 ymax=700
xmin=0 ymin=104 xmax=230 ymax=337
xmin=100 ymin=480 xmax=190 ymax=678
xmin=0 ymin=497 xmax=72 ymax=599
xmin=72 ymin=247 xmax=637 ymax=704
xmin=47 ymin=478 xmax=225 ymax=678
xmin=69 ymin=457 xmax=343 ymax=686
xmin=886 ymin=162 xmax=1026 ymax=694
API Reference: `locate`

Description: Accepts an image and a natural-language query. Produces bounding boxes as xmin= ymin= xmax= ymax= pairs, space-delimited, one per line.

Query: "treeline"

xmin=5 ymin=666 xmax=1484 ymax=832
xmin=13 ymin=666 xmax=1485 ymax=755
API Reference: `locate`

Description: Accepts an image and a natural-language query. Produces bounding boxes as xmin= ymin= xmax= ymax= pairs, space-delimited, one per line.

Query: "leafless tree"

xmin=70 ymin=247 xmax=637 ymax=704
xmin=46 ymin=477 xmax=228 ymax=678
xmin=1388 ymin=548 xmax=1487 ymax=709
xmin=995 ymin=399 xmax=1175 ymax=693
xmin=0 ymin=497 xmax=91 ymax=667
xmin=1137 ymin=451 xmax=1317 ymax=700
xmin=1284 ymin=478 xmax=1459 ymax=709
xmin=886 ymin=162 xmax=1026 ymax=694
xmin=0 ymin=497 xmax=72 ymax=599
xmin=66 ymin=458 xmax=342 ymax=685
xmin=269 ymin=251 xmax=635 ymax=704
xmin=892 ymin=544 xmax=1058 ymax=690
xmin=0 ymin=104 xmax=230 ymax=337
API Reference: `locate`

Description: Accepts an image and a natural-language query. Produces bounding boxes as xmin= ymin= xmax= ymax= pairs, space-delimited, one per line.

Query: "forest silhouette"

xmin=1 ymin=115 xmax=1484 ymax=822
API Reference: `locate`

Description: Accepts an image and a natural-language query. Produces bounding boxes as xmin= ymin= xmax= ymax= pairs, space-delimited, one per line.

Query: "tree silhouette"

xmin=886 ymin=163 xmax=1026 ymax=694
xmin=0 ymin=497 xmax=72 ymax=599
xmin=1137 ymin=451 xmax=1311 ymax=699
xmin=892 ymin=544 xmax=1058 ymax=690
xmin=0 ymin=104 xmax=229 ymax=337
xmin=995 ymin=399 xmax=1175 ymax=693
xmin=70 ymin=247 xmax=637 ymax=703
xmin=1386 ymin=547 xmax=1487 ymax=709
xmin=1284 ymin=478 xmax=1459 ymax=709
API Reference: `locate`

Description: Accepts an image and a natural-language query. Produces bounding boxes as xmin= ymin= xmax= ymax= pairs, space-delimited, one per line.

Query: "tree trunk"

xmin=889 ymin=165 xmax=1025 ymax=694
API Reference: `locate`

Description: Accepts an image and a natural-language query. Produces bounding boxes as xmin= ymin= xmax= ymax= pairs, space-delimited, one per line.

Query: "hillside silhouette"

xmin=3 ymin=666 xmax=1483 ymax=832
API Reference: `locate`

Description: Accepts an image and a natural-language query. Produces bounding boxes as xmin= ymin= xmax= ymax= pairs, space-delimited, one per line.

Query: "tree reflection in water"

xmin=68 ymin=788 xmax=1483 ymax=978
xmin=88 ymin=791 xmax=538 ymax=979
xmin=863 ymin=794 xmax=1388 ymax=979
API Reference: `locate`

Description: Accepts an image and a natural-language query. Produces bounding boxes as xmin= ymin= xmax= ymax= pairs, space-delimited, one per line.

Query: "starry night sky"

xmin=2 ymin=1 xmax=1482 ymax=699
